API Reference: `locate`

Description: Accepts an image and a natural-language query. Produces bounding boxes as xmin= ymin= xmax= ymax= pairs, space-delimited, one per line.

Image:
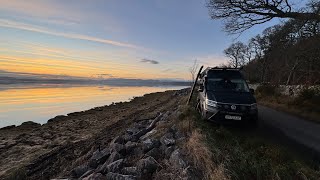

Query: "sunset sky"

xmin=0 ymin=0 xmax=277 ymax=80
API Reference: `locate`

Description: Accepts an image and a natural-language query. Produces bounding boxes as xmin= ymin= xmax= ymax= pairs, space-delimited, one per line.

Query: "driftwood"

xmin=187 ymin=66 xmax=203 ymax=105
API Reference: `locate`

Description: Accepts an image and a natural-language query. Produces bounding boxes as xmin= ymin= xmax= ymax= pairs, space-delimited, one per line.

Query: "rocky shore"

xmin=0 ymin=88 xmax=199 ymax=180
xmin=64 ymin=109 xmax=195 ymax=180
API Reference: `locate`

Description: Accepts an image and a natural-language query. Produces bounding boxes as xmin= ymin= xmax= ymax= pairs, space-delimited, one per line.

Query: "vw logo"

xmin=231 ymin=105 xmax=236 ymax=110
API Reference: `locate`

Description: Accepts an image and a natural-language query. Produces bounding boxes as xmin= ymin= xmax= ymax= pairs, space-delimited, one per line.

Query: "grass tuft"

xmin=185 ymin=129 xmax=229 ymax=180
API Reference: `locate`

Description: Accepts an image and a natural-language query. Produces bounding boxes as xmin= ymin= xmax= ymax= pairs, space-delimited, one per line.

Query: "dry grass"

xmin=185 ymin=130 xmax=229 ymax=180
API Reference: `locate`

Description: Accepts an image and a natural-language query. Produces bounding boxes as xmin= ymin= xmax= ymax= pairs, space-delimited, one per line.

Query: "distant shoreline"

xmin=0 ymin=87 xmax=189 ymax=129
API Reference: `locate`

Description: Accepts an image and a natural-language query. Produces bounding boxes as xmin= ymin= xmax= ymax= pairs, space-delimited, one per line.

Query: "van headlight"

xmin=206 ymin=99 xmax=217 ymax=108
xmin=250 ymin=103 xmax=257 ymax=110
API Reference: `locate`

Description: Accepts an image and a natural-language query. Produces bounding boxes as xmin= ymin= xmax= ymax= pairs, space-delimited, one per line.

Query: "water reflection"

xmin=0 ymin=85 xmax=184 ymax=128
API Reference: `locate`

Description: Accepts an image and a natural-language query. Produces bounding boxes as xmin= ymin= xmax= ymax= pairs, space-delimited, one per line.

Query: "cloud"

xmin=0 ymin=18 xmax=141 ymax=49
xmin=140 ymin=58 xmax=159 ymax=64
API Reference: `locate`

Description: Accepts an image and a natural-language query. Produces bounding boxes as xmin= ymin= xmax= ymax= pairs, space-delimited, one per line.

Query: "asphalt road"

xmin=258 ymin=105 xmax=320 ymax=155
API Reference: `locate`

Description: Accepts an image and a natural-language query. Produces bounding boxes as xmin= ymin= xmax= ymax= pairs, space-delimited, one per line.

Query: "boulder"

xmin=137 ymin=156 xmax=159 ymax=174
xmin=145 ymin=148 xmax=161 ymax=160
xmin=89 ymin=148 xmax=111 ymax=168
xmin=0 ymin=125 xmax=16 ymax=130
xmin=126 ymin=127 xmax=140 ymax=135
xmin=47 ymin=115 xmax=67 ymax=123
xmin=175 ymin=131 xmax=186 ymax=141
xmin=111 ymin=136 xmax=125 ymax=144
xmin=80 ymin=169 xmax=94 ymax=179
xmin=164 ymin=146 xmax=175 ymax=159
xmin=98 ymin=159 xmax=124 ymax=174
xmin=106 ymin=172 xmax=136 ymax=180
xmin=71 ymin=164 xmax=90 ymax=178
xmin=82 ymin=172 xmax=107 ymax=180
xmin=168 ymin=125 xmax=177 ymax=134
xmin=141 ymin=139 xmax=161 ymax=153
xmin=160 ymin=133 xmax=176 ymax=146
xmin=169 ymin=149 xmax=187 ymax=169
xmin=20 ymin=121 xmax=41 ymax=128
xmin=105 ymin=151 xmax=123 ymax=166
xmin=121 ymin=167 xmax=138 ymax=176
xmin=132 ymin=146 xmax=144 ymax=156
xmin=140 ymin=129 xmax=157 ymax=140
xmin=107 ymin=159 xmax=125 ymax=173
xmin=109 ymin=143 xmax=126 ymax=155
xmin=125 ymin=141 xmax=138 ymax=153
xmin=123 ymin=134 xmax=134 ymax=142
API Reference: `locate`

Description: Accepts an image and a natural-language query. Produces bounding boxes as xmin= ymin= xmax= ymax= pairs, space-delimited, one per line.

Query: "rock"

xmin=20 ymin=121 xmax=41 ymax=128
xmin=122 ymin=167 xmax=138 ymax=176
xmin=83 ymin=173 xmax=107 ymax=180
xmin=169 ymin=149 xmax=187 ymax=169
xmin=160 ymin=133 xmax=176 ymax=146
xmin=137 ymin=156 xmax=159 ymax=174
xmin=140 ymin=129 xmax=157 ymax=140
xmin=145 ymin=148 xmax=161 ymax=160
xmin=142 ymin=139 xmax=161 ymax=153
xmin=106 ymin=172 xmax=136 ymax=180
xmin=89 ymin=148 xmax=111 ymax=168
xmin=168 ymin=125 xmax=177 ymax=134
xmin=111 ymin=136 xmax=125 ymax=144
xmin=98 ymin=159 xmax=124 ymax=174
xmin=123 ymin=134 xmax=134 ymax=142
xmin=175 ymin=131 xmax=186 ymax=141
xmin=80 ymin=169 xmax=94 ymax=179
xmin=71 ymin=164 xmax=90 ymax=178
xmin=107 ymin=159 xmax=125 ymax=173
xmin=296 ymin=171 xmax=308 ymax=180
xmin=132 ymin=146 xmax=144 ymax=156
xmin=0 ymin=125 xmax=16 ymax=130
xmin=47 ymin=115 xmax=67 ymax=123
xmin=125 ymin=141 xmax=138 ymax=153
xmin=110 ymin=143 xmax=126 ymax=155
xmin=164 ymin=146 xmax=175 ymax=159
xmin=105 ymin=151 xmax=123 ymax=165
xmin=126 ymin=127 xmax=140 ymax=135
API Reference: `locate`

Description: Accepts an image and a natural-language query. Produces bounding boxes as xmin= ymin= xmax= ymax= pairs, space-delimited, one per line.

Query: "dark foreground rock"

xmin=58 ymin=101 xmax=196 ymax=180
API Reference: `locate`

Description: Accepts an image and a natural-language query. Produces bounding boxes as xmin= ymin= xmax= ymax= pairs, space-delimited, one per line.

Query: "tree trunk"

xmin=286 ymin=61 xmax=298 ymax=85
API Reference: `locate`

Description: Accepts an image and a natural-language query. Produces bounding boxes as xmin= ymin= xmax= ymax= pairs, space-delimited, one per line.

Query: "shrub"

xmin=295 ymin=88 xmax=320 ymax=106
xmin=256 ymin=84 xmax=279 ymax=97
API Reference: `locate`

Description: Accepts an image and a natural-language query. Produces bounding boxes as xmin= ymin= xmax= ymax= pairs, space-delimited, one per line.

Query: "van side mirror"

xmin=198 ymin=84 xmax=204 ymax=92
xmin=249 ymin=88 xmax=255 ymax=94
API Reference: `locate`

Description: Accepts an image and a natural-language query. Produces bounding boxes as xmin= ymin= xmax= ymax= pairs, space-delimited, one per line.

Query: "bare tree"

xmin=189 ymin=59 xmax=199 ymax=83
xmin=207 ymin=0 xmax=320 ymax=34
xmin=224 ymin=42 xmax=246 ymax=68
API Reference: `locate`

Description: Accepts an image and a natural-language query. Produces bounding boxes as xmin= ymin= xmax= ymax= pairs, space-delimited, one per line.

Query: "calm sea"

xmin=0 ymin=85 xmax=186 ymax=128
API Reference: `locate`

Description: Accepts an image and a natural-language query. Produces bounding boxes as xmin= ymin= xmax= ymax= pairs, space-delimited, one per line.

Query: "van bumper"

xmin=204 ymin=108 xmax=258 ymax=124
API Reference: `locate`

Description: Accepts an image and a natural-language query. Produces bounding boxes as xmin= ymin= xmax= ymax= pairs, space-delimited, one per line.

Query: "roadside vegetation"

xmin=256 ymin=85 xmax=320 ymax=122
xmin=177 ymin=99 xmax=320 ymax=180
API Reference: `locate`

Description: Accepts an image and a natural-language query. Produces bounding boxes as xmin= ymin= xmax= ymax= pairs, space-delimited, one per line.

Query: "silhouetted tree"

xmin=224 ymin=42 xmax=246 ymax=68
xmin=207 ymin=0 xmax=320 ymax=33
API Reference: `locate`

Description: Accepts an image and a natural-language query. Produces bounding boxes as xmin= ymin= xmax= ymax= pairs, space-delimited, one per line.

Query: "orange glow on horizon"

xmin=0 ymin=54 xmax=188 ymax=80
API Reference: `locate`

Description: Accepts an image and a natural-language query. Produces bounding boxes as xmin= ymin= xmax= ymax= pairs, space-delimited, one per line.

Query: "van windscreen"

xmin=207 ymin=70 xmax=242 ymax=79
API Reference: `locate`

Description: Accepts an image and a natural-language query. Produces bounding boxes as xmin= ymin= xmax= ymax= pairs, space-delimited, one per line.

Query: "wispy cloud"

xmin=0 ymin=18 xmax=141 ymax=49
xmin=140 ymin=58 xmax=159 ymax=64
